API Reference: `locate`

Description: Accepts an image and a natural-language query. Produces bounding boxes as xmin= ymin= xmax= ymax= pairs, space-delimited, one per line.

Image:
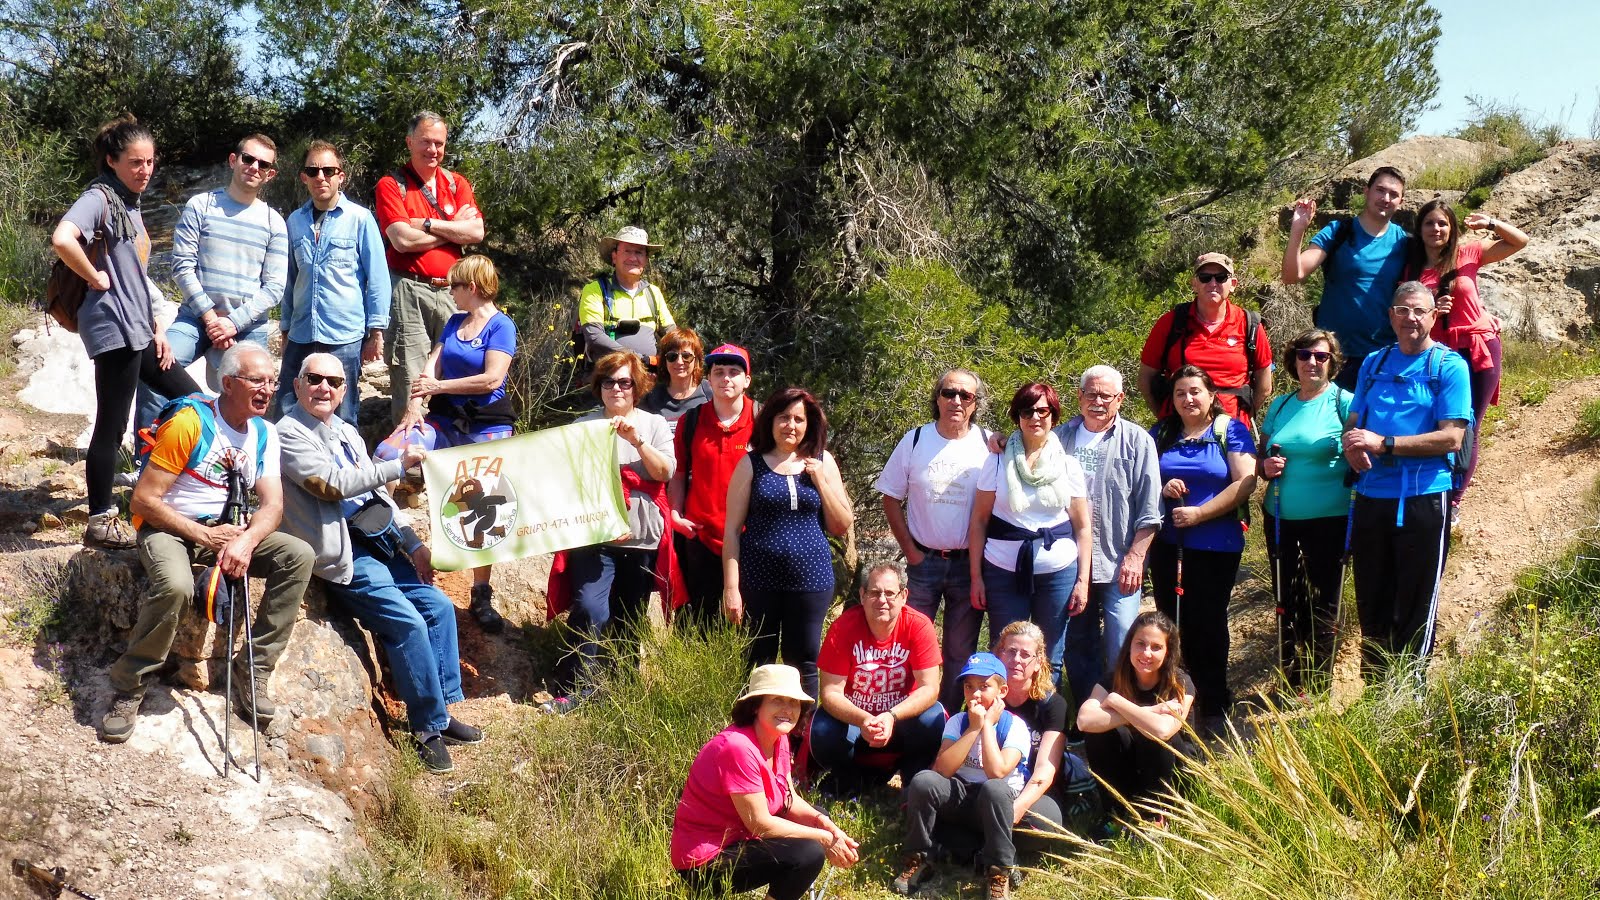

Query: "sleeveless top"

xmin=739 ymin=452 xmax=834 ymax=592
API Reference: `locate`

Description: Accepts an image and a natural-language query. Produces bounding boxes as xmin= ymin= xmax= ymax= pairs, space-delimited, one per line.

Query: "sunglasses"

xmin=303 ymin=372 xmax=346 ymax=388
xmin=302 ymin=165 xmax=342 ymax=179
xmin=601 ymin=377 xmax=635 ymax=391
xmin=664 ymin=351 xmax=696 ymax=363
xmin=238 ymin=151 xmax=276 ymax=171
xmin=1195 ymin=271 xmax=1231 ymax=284
xmin=1021 ymin=406 xmax=1052 ymax=419
xmin=1295 ymin=349 xmax=1333 ymax=363
xmin=449 ymin=281 xmax=473 ymax=290
xmin=939 ymin=388 xmax=976 ymax=402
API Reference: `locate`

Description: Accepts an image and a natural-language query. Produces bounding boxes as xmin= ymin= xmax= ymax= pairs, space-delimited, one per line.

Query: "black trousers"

xmin=745 ymin=586 xmax=832 ymax=700
xmin=89 ymin=342 xmax=202 ymax=512
xmin=677 ymin=837 xmax=825 ymax=900
xmin=1263 ymin=513 xmax=1349 ymax=689
xmin=676 ymin=535 xmax=726 ymax=631
xmin=1084 ymin=725 xmax=1180 ymax=817
xmin=1149 ymin=542 xmax=1241 ymax=718
xmin=1351 ymin=492 xmax=1450 ymax=681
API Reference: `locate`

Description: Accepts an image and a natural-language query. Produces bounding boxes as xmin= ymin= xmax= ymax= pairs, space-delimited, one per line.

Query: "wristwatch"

xmin=1382 ymin=435 xmax=1396 ymax=455
xmin=422 ymin=217 xmax=434 ymax=234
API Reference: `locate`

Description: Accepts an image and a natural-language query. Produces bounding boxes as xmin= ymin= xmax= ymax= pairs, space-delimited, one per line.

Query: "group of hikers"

xmin=52 ymin=108 xmax=1528 ymax=897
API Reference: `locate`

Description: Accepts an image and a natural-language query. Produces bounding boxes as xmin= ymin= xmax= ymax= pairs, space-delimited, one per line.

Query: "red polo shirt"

xmin=675 ymin=399 xmax=756 ymax=556
xmin=1140 ymin=300 xmax=1272 ymax=424
xmin=374 ymin=165 xmax=479 ymax=279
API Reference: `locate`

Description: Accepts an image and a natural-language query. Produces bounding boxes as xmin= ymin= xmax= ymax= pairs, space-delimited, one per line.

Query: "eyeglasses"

xmin=301 ymin=165 xmax=342 ymax=179
xmin=601 ymin=377 xmax=635 ymax=391
xmin=229 ymin=373 xmax=279 ymax=390
xmin=1195 ymin=271 xmax=1231 ymax=284
xmin=1391 ymin=305 xmax=1434 ymax=319
xmin=939 ymin=388 xmax=976 ymax=402
xmin=238 ymin=151 xmax=276 ymax=172
xmin=303 ymin=372 xmax=346 ymax=388
xmin=449 ymin=281 xmax=472 ymax=290
xmin=664 ymin=351 xmax=696 ymax=363
xmin=1021 ymin=406 xmax=1052 ymax=420
xmin=862 ymin=588 xmax=903 ymax=599
xmin=1081 ymin=391 xmax=1120 ymax=403
xmin=997 ymin=647 xmax=1037 ymax=662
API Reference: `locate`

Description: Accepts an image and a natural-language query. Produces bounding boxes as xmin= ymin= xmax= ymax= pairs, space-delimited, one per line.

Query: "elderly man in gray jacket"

xmin=277 ymin=352 xmax=480 ymax=774
xmin=1057 ymin=365 xmax=1163 ymax=708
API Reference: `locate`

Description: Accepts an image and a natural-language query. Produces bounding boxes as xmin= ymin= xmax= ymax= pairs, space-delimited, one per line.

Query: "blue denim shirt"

xmin=281 ymin=194 xmax=391 ymax=345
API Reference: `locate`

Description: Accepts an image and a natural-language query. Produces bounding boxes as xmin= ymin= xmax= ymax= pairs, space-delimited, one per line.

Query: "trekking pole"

xmin=240 ymin=569 xmax=262 ymax=781
xmin=11 ymin=859 xmax=104 ymax=900
xmin=222 ymin=596 xmax=235 ymax=779
xmin=1168 ymin=498 xmax=1184 ymax=634
xmin=1335 ymin=469 xmax=1359 ymax=651
xmin=219 ymin=464 xmax=261 ymax=782
xmin=1268 ymin=444 xmax=1286 ymax=683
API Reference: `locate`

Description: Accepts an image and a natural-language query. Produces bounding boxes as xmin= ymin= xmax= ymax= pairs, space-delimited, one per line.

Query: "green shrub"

xmin=0 ymin=98 xmax=73 ymax=309
xmin=1578 ymin=397 xmax=1600 ymax=442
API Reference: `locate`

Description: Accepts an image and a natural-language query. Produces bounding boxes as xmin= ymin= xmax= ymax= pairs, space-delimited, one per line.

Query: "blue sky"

xmin=1412 ymin=1 xmax=1600 ymax=137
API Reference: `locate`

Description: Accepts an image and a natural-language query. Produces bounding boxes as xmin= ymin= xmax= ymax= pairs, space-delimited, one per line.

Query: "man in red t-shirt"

xmin=374 ymin=111 xmax=485 ymax=420
xmin=810 ymin=565 xmax=946 ymax=788
xmin=1137 ymin=252 xmax=1273 ymax=428
xmin=670 ymin=344 xmax=757 ymax=628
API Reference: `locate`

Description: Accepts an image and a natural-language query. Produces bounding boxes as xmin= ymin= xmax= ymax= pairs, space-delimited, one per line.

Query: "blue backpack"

xmin=1358 ymin=344 xmax=1473 ymax=491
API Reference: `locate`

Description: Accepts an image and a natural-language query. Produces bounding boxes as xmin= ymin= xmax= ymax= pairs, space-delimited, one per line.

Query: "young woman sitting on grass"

xmin=670 ymin=664 xmax=859 ymax=899
xmin=1077 ymin=610 xmax=1194 ymax=824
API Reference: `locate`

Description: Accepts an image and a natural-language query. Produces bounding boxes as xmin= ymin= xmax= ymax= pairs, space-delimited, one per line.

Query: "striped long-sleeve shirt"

xmin=170 ymin=188 xmax=289 ymax=331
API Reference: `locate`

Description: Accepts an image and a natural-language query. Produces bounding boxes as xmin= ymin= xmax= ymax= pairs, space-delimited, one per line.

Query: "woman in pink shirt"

xmin=1406 ymin=198 xmax=1528 ymax=503
xmin=671 ymin=665 xmax=859 ymax=898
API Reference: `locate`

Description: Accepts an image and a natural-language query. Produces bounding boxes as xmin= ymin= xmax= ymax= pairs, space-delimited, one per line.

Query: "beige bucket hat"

xmin=736 ymin=664 xmax=814 ymax=705
xmin=599 ymin=225 xmax=664 ymax=258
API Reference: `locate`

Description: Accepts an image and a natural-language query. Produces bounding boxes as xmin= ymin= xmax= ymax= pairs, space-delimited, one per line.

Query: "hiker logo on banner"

xmin=422 ymin=420 xmax=629 ymax=572
xmin=439 ymin=459 xmax=518 ymax=552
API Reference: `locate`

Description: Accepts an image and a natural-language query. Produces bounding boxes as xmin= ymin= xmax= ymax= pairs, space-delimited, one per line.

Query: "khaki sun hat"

xmin=599 ymin=225 xmax=664 ymax=259
xmin=736 ymin=664 xmax=814 ymax=705
xmin=1193 ymin=251 xmax=1235 ymax=275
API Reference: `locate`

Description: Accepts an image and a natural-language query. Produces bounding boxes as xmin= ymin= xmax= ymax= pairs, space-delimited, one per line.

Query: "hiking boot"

xmin=986 ymin=865 xmax=1013 ymax=899
xmin=101 ymin=692 xmax=143 ymax=743
xmin=84 ymin=509 xmax=136 ymax=550
xmin=470 ymin=584 xmax=504 ymax=634
xmin=442 ymin=717 xmax=483 ymax=745
xmin=231 ymin=663 xmax=277 ymax=725
xmin=538 ymin=696 xmax=576 ymax=716
xmin=891 ymin=851 xmax=933 ymax=895
xmin=415 ymin=733 xmax=454 ymax=774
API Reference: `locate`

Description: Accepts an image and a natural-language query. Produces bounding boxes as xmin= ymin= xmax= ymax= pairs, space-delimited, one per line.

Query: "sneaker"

xmin=469 ymin=584 xmax=505 ymax=634
xmin=113 ymin=470 xmax=140 ymax=488
xmin=891 ymin=851 xmax=933 ymax=896
xmin=538 ymin=696 xmax=576 ymax=716
xmin=84 ymin=509 xmax=136 ymax=550
xmin=415 ymin=733 xmax=454 ymax=774
xmin=986 ymin=865 xmax=1013 ymax=899
xmin=442 ymin=717 xmax=483 ymax=745
xmin=231 ymin=663 xmax=277 ymax=725
xmin=101 ymin=692 xmax=143 ymax=743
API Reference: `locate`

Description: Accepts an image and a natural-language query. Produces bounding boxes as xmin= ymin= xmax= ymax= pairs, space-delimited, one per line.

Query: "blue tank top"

xmin=739 ymin=452 xmax=835 ymax=593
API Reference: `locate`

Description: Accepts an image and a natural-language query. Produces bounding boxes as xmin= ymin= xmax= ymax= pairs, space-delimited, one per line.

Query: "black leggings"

xmin=89 ymin=343 xmax=202 ymax=512
xmin=1263 ymin=514 xmax=1349 ymax=689
xmin=1149 ymin=542 xmax=1241 ymax=718
xmin=744 ymin=586 xmax=832 ymax=701
xmin=678 ymin=837 xmax=826 ymax=900
xmin=1084 ymin=725 xmax=1181 ymax=817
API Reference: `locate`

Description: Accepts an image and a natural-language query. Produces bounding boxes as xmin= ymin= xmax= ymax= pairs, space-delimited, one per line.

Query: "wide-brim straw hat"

xmin=736 ymin=664 xmax=814 ymax=705
xmin=598 ymin=225 xmax=663 ymax=258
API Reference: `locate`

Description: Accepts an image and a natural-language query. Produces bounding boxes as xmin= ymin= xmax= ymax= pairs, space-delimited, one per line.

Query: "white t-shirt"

xmin=149 ymin=406 xmax=280 ymax=523
xmin=1070 ymin=422 xmax=1111 ymax=495
xmin=943 ymin=710 xmax=1033 ymax=790
xmin=977 ymin=452 xmax=1086 ymax=574
xmin=873 ymin=423 xmax=992 ymax=550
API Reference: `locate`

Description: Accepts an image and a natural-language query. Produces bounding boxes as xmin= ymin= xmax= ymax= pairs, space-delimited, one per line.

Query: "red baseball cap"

xmin=705 ymin=344 xmax=751 ymax=374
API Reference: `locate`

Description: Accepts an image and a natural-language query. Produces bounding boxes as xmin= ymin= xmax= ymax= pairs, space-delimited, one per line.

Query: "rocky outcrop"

xmin=1324 ymin=135 xmax=1508 ymax=210
xmin=1470 ymin=141 xmax=1600 ymax=342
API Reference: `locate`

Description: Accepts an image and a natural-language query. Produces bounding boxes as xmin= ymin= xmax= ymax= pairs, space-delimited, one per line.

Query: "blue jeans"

xmin=275 ymin=338 xmax=364 ymax=422
xmin=558 ymin=545 xmax=655 ymax=694
xmin=982 ymin=559 xmax=1077 ymax=674
xmin=1062 ymin=581 xmax=1141 ymax=708
xmin=136 ymin=310 xmax=273 ymax=429
xmin=905 ymin=553 xmax=980 ymax=713
xmin=808 ymin=702 xmax=948 ymax=782
xmin=326 ymin=547 xmax=463 ymax=735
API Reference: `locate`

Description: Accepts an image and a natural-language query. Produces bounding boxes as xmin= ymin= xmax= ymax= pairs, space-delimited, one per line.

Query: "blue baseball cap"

xmin=957 ymin=652 xmax=1007 ymax=683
